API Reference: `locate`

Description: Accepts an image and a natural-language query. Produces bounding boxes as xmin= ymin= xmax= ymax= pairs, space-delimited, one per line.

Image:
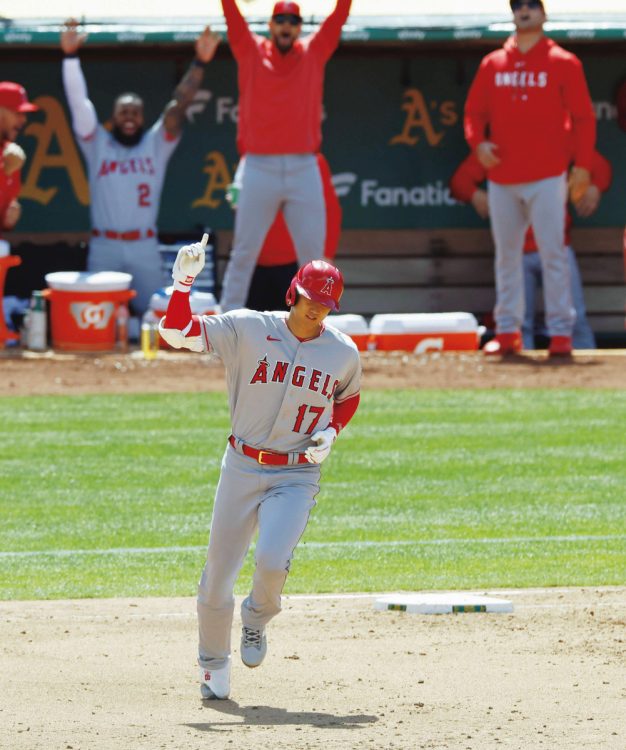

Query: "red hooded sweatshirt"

xmin=222 ymin=0 xmax=351 ymax=155
xmin=464 ymin=36 xmax=596 ymax=184
xmin=0 ymin=140 xmax=22 ymax=234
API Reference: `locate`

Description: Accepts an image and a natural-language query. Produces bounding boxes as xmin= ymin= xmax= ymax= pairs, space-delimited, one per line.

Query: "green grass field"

xmin=1 ymin=389 xmax=624 ymax=600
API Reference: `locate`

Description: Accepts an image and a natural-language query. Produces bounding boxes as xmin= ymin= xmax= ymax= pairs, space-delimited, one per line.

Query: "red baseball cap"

xmin=272 ymin=2 xmax=302 ymax=19
xmin=0 ymin=82 xmax=38 ymax=113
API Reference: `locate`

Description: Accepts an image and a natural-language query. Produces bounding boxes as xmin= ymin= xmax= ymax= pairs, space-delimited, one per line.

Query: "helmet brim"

xmin=295 ymin=283 xmax=339 ymax=312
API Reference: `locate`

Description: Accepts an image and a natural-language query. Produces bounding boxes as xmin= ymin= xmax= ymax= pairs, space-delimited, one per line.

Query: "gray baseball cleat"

xmin=199 ymin=661 xmax=231 ymax=700
xmin=241 ymin=625 xmax=267 ymax=668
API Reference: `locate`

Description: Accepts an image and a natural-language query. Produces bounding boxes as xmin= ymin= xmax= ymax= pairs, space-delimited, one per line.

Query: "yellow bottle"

xmin=141 ymin=311 xmax=159 ymax=360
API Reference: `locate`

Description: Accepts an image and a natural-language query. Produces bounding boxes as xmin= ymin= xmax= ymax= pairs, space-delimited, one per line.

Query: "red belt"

xmin=228 ymin=435 xmax=309 ymax=466
xmin=92 ymin=228 xmax=155 ymax=241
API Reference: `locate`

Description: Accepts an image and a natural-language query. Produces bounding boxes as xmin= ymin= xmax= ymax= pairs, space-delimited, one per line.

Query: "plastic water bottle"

xmin=141 ymin=310 xmax=160 ymax=360
xmin=26 ymin=290 xmax=47 ymax=351
xmin=116 ymin=304 xmax=129 ymax=352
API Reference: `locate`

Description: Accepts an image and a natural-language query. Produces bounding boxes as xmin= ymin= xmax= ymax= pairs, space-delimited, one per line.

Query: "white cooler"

xmin=369 ymin=312 xmax=482 ymax=353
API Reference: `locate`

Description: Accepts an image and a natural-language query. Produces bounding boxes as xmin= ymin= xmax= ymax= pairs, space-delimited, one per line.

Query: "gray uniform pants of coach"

xmin=219 ymin=154 xmax=326 ymax=313
xmin=197 ymin=445 xmax=320 ymax=670
xmin=487 ymin=173 xmax=575 ymax=338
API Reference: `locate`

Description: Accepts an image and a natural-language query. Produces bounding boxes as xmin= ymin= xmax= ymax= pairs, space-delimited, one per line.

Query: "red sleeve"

xmin=330 ymin=392 xmax=359 ymax=434
xmin=163 ymin=289 xmax=202 ymax=336
xmin=309 ymin=0 xmax=352 ymax=60
xmin=0 ymin=159 xmax=21 ymax=230
xmin=449 ymin=153 xmax=487 ymax=204
xmin=590 ymin=150 xmax=612 ymax=193
xmin=317 ymin=154 xmax=342 ymax=260
xmin=562 ymin=56 xmax=596 ymax=171
xmin=464 ymin=59 xmax=491 ymax=151
xmin=221 ymin=0 xmax=255 ymax=57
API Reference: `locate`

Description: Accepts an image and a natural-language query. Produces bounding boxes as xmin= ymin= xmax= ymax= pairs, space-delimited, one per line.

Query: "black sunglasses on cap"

xmin=272 ymin=13 xmax=302 ymax=25
xmin=510 ymin=0 xmax=543 ymax=9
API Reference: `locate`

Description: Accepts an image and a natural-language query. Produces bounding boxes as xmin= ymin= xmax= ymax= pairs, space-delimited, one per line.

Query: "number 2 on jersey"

xmin=293 ymin=405 xmax=325 ymax=434
xmin=138 ymin=183 xmax=151 ymax=206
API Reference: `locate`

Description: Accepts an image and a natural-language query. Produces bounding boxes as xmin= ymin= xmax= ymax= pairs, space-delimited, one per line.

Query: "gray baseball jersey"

xmin=198 ymin=308 xmax=361 ymax=452
xmin=195 ymin=306 xmax=361 ymax=670
xmin=77 ymin=120 xmax=180 ymax=233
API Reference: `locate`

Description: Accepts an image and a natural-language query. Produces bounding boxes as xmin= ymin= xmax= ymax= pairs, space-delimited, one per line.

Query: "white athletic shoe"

xmin=241 ymin=626 xmax=267 ymax=668
xmin=199 ymin=660 xmax=231 ymax=700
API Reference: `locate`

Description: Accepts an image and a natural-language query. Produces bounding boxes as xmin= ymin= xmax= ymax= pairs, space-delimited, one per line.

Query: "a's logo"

xmin=320 ymin=277 xmax=335 ymax=296
xmin=70 ymin=302 xmax=115 ymax=330
xmin=390 ymin=88 xmax=458 ymax=148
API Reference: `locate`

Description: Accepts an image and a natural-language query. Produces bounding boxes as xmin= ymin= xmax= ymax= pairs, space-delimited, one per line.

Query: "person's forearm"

xmin=163 ymin=61 xmax=206 ymax=136
xmin=62 ymin=57 xmax=98 ymax=138
xmin=330 ymin=392 xmax=360 ymax=433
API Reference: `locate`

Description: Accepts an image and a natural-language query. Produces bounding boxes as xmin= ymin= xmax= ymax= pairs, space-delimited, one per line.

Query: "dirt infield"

xmin=1 ymin=347 xmax=625 ymax=395
xmin=2 ymin=350 xmax=625 ymax=749
xmin=2 ymin=588 xmax=625 ymax=750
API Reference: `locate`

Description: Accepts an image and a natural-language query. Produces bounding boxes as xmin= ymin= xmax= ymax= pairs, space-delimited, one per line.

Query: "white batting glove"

xmin=171 ymin=235 xmax=207 ymax=292
xmin=305 ymin=427 xmax=337 ymax=465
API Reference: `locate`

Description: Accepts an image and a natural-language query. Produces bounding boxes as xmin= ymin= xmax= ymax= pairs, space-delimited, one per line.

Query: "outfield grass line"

xmin=1 ymin=533 xmax=625 ymax=559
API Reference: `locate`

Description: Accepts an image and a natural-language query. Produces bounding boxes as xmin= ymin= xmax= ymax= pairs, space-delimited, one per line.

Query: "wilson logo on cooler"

xmin=70 ymin=302 xmax=116 ymax=330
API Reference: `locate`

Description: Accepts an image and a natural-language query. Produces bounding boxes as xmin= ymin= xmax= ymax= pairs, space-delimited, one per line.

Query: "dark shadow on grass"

xmin=184 ymin=699 xmax=378 ymax=731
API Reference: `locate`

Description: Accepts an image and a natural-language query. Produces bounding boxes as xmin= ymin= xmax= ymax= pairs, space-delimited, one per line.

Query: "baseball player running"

xmin=60 ymin=19 xmax=220 ymax=318
xmin=218 ymin=0 xmax=352 ymax=312
xmin=464 ymin=0 xmax=596 ymax=357
xmin=159 ymin=240 xmax=361 ymax=700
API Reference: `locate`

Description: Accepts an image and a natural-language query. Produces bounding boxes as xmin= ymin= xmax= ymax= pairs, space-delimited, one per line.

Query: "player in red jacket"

xmin=219 ymin=0 xmax=351 ymax=312
xmin=450 ymin=146 xmax=612 ymax=349
xmin=0 ymin=83 xmax=38 ymax=237
xmin=464 ymin=0 xmax=596 ymax=357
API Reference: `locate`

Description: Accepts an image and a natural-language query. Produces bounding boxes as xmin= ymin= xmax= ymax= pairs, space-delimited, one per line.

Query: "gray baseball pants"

xmin=88 ymin=236 xmax=163 ymax=317
xmin=197 ymin=444 xmax=320 ymax=670
xmin=523 ymin=246 xmax=596 ymax=350
xmin=219 ymin=154 xmax=326 ymax=312
xmin=487 ymin=173 xmax=575 ymax=337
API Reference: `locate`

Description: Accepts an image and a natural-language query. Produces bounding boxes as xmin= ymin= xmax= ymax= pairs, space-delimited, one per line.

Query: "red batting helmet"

xmin=286 ymin=260 xmax=344 ymax=312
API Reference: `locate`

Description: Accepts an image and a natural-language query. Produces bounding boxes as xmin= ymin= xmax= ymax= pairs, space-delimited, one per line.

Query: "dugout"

xmin=2 ymin=0 xmax=625 ymax=344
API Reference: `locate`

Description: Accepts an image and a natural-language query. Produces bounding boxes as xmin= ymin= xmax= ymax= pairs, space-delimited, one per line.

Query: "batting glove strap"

xmin=171 ymin=277 xmax=195 ymax=293
xmin=171 ymin=242 xmax=206 ymax=291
